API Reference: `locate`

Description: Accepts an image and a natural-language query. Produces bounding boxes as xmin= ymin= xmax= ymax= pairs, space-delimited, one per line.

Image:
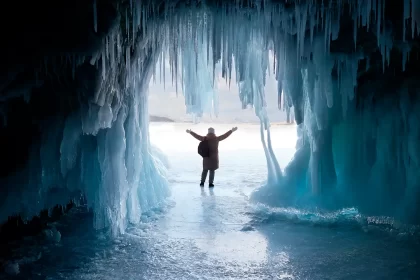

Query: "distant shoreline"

xmin=149 ymin=115 xmax=175 ymax=122
xmin=149 ymin=116 xmax=295 ymax=126
xmin=270 ymin=122 xmax=295 ymax=126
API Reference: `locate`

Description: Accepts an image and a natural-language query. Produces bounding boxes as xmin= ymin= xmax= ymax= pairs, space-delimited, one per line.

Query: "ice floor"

xmin=4 ymin=123 xmax=420 ymax=279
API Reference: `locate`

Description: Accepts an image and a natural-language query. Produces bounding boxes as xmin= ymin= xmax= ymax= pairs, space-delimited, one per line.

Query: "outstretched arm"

xmin=217 ymin=127 xmax=238 ymax=141
xmin=186 ymin=129 xmax=205 ymax=141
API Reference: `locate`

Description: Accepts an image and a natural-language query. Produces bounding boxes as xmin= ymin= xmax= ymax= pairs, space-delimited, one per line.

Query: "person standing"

xmin=186 ymin=127 xmax=238 ymax=187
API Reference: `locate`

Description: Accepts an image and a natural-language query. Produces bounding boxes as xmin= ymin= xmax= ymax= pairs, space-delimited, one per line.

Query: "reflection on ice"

xmin=195 ymin=231 xmax=269 ymax=264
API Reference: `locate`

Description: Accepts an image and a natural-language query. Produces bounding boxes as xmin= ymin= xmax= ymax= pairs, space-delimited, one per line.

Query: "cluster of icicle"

xmin=135 ymin=0 xmax=420 ymax=221
xmin=60 ymin=3 xmax=170 ymax=236
xmin=147 ymin=0 xmax=418 ymax=192
xmin=0 ymin=1 xmax=172 ymax=237
xmin=45 ymin=0 xmax=416 ymax=226
xmin=4 ymin=0 xmax=419 ymax=234
xmin=151 ymin=0 xmax=417 ymax=138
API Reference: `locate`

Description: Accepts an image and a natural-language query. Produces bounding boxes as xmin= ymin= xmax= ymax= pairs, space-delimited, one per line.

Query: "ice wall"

xmin=0 ymin=1 xmax=170 ymax=236
xmin=152 ymin=0 xmax=420 ymax=222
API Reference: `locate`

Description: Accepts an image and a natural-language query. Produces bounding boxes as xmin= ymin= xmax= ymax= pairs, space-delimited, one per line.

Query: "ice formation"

xmin=0 ymin=1 xmax=171 ymax=236
xmin=154 ymin=0 xmax=420 ymax=221
xmin=0 ymin=0 xmax=419 ymax=234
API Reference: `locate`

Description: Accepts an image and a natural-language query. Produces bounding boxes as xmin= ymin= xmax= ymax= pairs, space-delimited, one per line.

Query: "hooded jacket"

xmin=190 ymin=130 xmax=233 ymax=170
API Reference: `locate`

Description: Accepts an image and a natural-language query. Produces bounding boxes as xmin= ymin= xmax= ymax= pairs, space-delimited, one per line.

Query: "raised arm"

xmin=217 ymin=127 xmax=238 ymax=141
xmin=186 ymin=130 xmax=205 ymax=141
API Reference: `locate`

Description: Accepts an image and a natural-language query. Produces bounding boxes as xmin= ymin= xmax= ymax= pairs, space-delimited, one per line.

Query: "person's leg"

xmin=209 ymin=170 xmax=215 ymax=186
xmin=200 ymin=170 xmax=208 ymax=186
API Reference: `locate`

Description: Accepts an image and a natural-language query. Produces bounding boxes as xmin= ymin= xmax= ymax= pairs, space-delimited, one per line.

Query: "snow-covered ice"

xmin=5 ymin=123 xmax=420 ymax=280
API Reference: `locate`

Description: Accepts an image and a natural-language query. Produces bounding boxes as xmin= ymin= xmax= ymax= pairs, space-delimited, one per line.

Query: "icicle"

xmin=132 ymin=4 xmax=136 ymax=42
xmin=403 ymin=0 xmax=410 ymax=41
xmin=126 ymin=47 xmax=131 ymax=88
xmin=117 ymin=33 xmax=121 ymax=61
xmin=126 ymin=8 xmax=129 ymax=39
xmin=102 ymin=50 xmax=106 ymax=80
xmin=373 ymin=0 xmax=377 ymax=16
xmin=142 ymin=7 xmax=146 ymax=38
xmin=295 ymin=4 xmax=301 ymax=60
xmin=106 ymin=36 xmax=109 ymax=59
xmin=413 ymin=0 xmax=418 ymax=38
xmin=360 ymin=0 xmax=367 ymax=28
xmin=383 ymin=0 xmax=386 ymax=27
xmin=93 ymin=0 xmax=98 ymax=33
xmin=163 ymin=50 xmax=166 ymax=90
xmin=137 ymin=1 xmax=144 ymax=28
xmin=310 ymin=4 xmax=315 ymax=45
xmin=110 ymin=34 xmax=115 ymax=70
xmin=327 ymin=7 xmax=332 ymax=52
xmin=301 ymin=4 xmax=308 ymax=59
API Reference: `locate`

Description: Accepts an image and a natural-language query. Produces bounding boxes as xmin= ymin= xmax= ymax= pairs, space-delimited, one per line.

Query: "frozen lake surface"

xmin=4 ymin=123 xmax=420 ymax=279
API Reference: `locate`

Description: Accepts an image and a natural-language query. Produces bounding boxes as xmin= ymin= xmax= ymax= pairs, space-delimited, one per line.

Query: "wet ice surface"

xmin=5 ymin=124 xmax=420 ymax=279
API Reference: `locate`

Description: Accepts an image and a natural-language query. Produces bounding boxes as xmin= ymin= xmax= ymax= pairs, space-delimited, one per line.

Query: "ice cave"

xmin=1 ymin=0 xmax=420 ymax=278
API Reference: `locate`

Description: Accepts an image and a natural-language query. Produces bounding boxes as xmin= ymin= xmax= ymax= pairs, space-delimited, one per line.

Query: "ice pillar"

xmin=309 ymin=128 xmax=337 ymax=194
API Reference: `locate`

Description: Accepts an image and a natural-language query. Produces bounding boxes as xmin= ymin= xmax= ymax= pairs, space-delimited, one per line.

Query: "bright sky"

xmin=150 ymin=123 xmax=297 ymax=153
xmin=148 ymin=52 xmax=289 ymax=124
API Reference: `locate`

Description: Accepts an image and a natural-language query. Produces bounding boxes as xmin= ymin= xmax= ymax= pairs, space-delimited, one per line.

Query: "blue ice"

xmin=4 ymin=124 xmax=420 ymax=279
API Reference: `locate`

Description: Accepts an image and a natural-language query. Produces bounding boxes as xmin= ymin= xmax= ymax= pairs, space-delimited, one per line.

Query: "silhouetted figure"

xmin=186 ymin=127 xmax=238 ymax=187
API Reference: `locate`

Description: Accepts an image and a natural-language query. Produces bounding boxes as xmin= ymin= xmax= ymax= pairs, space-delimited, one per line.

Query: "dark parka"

xmin=190 ymin=130 xmax=233 ymax=170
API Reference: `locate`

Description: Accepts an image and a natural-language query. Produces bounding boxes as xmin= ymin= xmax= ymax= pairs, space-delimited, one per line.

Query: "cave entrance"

xmin=3 ymin=0 xmax=420 ymax=277
xmin=147 ymin=50 xmax=297 ymax=193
